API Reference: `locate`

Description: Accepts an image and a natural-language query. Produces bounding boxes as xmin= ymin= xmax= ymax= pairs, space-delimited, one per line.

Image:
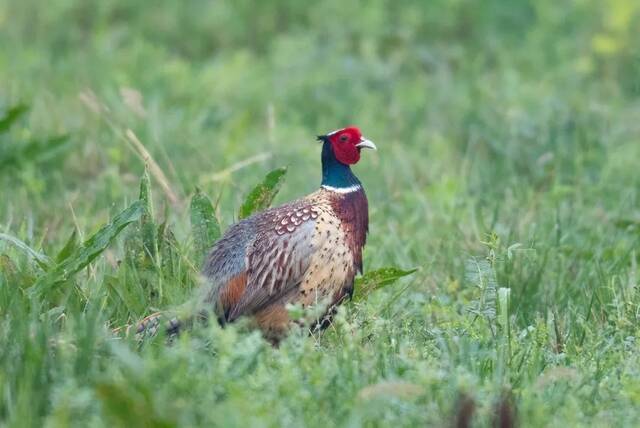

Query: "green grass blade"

xmin=139 ymin=166 xmax=158 ymax=264
xmin=29 ymin=201 xmax=144 ymax=295
xmin=0 ymin=104 xmax=28 ymax=133
xmin=190 ymin=188 xmax=220 ymax=264
xmin=238 ymin=166 xmax=287 ymax=219
xmin=0 ymin=232 xmax=52 ymax=270
xmin=498 ymin=287 xmax=511 ymax=334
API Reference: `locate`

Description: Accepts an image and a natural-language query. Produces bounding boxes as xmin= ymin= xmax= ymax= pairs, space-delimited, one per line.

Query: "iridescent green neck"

xmin=320 ymin=142 xmax=361 ymax=190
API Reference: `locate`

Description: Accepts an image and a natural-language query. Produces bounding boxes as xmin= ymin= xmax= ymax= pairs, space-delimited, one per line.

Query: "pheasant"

xmin=139 ymin=126 xmax=376 ymax=343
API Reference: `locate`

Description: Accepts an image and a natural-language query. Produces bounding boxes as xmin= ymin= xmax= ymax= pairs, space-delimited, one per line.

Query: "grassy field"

xmin=1 ymin=0 xmax=640 ymax=426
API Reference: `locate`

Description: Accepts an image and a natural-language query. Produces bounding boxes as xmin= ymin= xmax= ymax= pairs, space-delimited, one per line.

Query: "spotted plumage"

xmin=139 ymin=126 xmax=376 ymax=343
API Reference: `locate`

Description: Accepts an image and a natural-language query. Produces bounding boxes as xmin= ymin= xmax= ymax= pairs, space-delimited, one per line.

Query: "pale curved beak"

xmin=356 ymin=138 xmax=377 ymax=151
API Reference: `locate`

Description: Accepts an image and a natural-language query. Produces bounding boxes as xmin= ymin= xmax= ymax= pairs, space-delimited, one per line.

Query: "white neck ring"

xmin=321 ymin=184 xmax=361 ymax=194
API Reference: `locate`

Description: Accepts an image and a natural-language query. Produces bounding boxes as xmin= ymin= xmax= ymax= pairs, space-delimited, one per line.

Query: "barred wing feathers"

xmin=204 ymin=199 xmax=323 ymax=322
xmin=228 ymin=204 xmax=320 ymax=320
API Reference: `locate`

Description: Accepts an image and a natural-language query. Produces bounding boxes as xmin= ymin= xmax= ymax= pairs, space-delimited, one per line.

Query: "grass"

xmin=1 ymin=0 xmax=640 ymax=426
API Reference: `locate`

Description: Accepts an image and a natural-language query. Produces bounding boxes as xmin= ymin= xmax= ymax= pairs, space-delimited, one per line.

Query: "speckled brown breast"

xmin=296 ymin=187 xmax=368 ymax=308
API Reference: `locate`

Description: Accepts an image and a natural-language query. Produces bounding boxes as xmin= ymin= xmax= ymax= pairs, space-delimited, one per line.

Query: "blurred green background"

xmin=1 ymin=0 xmax=640 ymax=426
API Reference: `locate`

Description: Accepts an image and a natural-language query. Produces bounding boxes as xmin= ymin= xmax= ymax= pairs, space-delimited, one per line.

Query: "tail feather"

xmin=135 ymin=310 xmax=210 ymax=340
xmin=136 ymin=313 xmax=182 ymax=340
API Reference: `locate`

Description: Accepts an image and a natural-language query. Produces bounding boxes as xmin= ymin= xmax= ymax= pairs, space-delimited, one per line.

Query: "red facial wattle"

xmin=331 ymin=140 xmax=361 ymax=165
xmin=328 ymin=127 xmax=363 ymax=165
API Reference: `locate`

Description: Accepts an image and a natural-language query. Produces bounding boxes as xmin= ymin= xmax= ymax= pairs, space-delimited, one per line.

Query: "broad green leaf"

xmin=352 ymin=267 xmax=418 ymax=302
xmin=124 ymin=168 xmax=158 ymax=273
xmin=0 ymin=232 xmax=52 ymax=270
xmin=0 ymin=104 xmax=28 ymax=133
xmin=30 ymin=201 xmax=144 ymax=295
xmin=190 ymin=188 xmax=220 ymax=264
xmin=0 ymin=135 xmax=70 ymax=168
xmin=55 ymin=228 xmax=79 ymax=263
xmin=238 ymin=166 xmax=287 ymax=219
xmin=21 ymin=135 xmax=70 ymax=162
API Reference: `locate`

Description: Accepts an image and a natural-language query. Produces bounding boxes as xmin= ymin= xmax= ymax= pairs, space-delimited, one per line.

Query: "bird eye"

xmin=339 ymin=134 xmax=349 ymax=143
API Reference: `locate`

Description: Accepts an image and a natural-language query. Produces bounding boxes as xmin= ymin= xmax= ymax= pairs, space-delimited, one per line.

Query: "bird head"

xmin=317 ymin=126 xmax=376 ymax=165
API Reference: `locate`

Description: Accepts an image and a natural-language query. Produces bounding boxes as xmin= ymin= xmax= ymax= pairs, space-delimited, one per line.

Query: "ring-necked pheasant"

xmin=139 ymin=126 xmax=376 ymax=343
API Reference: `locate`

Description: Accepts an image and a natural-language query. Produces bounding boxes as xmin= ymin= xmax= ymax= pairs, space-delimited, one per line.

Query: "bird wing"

xmin=225 ymin=202 xmax=321 ymax=321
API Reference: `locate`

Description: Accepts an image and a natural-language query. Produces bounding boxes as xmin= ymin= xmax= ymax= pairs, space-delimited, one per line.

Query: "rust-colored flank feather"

xmin=218 ymin=271 xmax=247 ymax=319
